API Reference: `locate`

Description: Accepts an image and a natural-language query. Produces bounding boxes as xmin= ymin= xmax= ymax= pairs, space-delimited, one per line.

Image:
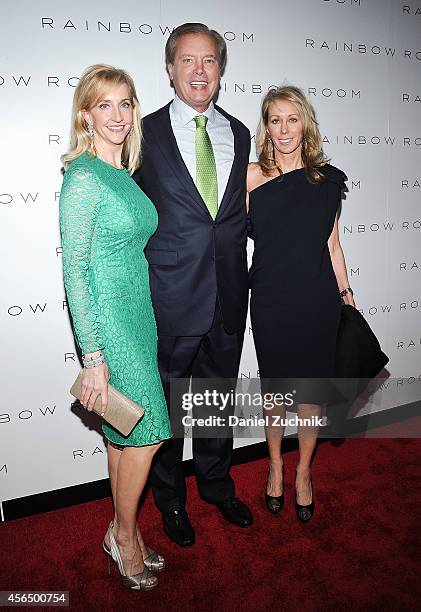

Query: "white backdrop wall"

xmin=1 ymin=0 xmax=420 ymax=507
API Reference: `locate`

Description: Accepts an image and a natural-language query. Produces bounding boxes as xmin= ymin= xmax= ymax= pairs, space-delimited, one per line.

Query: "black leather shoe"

xmin=265 ymin=466 xmax=284 ymax=514
xmin=295 ymin=474 xmax=315 ymax=523
xmin=265 ymin=491 xmax=284 ymax=514
xmin=162 ymin=510 xmax=195 ymax=547
xmin=216 ymin=496 xmax=253 ymax=527
xmin=295 ymin=498 xmax=315 ymax=523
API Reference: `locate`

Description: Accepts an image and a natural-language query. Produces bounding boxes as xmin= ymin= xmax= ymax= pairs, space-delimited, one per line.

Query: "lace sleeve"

xmin=59 ymin=165 xmax=104 ymax=355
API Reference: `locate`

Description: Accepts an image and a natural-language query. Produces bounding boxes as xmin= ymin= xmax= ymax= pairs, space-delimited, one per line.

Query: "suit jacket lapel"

xmin=216 ymin=114 xmax=241 ymax=219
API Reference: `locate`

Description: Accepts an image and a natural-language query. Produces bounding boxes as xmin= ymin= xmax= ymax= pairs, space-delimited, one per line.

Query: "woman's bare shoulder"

xmin=247 ymin=161 xmax=261 ymax=176
xmin=247 ymin=162 xmax=264 ymax=192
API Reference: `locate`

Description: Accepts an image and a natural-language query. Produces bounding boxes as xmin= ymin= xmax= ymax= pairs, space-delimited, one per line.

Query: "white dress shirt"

xmin=169 ymin=95 xmax=234 ymax=206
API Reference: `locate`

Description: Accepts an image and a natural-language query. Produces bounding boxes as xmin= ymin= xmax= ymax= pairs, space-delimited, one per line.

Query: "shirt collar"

xmin=171 ymin=95 xmax=216 ymax=127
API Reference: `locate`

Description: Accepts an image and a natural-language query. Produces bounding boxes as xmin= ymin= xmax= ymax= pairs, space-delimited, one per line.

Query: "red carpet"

xmin=1 ymin=438 xmax=420 ymax=611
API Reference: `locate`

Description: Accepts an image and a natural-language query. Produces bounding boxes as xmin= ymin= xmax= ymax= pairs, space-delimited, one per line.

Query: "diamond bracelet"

xmin=82 ymin=352 xmax=105 ymax=369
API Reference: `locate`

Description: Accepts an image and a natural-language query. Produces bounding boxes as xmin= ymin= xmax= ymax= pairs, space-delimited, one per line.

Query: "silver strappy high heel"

xmin=106 ymin=524 xmax=158 ymax=591
xmin=143 ymin=548 xmax=165 ymax=572
xmin=103 ymin=521 xmax=165 ymax=572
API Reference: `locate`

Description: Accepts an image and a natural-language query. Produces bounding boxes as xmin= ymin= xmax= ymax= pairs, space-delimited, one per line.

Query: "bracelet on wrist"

xmin=339 ymin=287 xmax=353 ymax=297
xmin=84 ymin=359 xmax=105 ymax=369
xmin=82 ymin=351 xmax=103 ymax=363
xmin=82 ymin=352 xmax=105 ymax=369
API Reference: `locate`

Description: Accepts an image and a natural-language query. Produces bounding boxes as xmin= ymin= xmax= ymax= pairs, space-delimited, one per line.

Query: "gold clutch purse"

xmin=70 ymin=371 xmax=144 ymax=437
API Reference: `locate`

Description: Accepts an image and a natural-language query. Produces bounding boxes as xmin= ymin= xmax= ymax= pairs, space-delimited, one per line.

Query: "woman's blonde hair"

xmin=256 ymin=85 xmax=329 ymax=182
xmin=61 ymin=64 xmax=142 ymax=174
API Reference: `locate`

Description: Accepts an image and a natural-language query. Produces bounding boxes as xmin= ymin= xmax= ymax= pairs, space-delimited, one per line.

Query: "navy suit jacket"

xmin=133 ymin=102 xmax=250 ymax=336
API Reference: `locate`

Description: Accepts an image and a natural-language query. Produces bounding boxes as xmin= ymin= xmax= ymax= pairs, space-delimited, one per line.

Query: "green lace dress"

xmin=59 ymin=152 xmax=172 ymax=446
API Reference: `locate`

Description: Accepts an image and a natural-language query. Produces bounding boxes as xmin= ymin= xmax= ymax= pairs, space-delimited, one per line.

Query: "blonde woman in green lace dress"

xmin=59 ymin=65 xmax=172 ymax=591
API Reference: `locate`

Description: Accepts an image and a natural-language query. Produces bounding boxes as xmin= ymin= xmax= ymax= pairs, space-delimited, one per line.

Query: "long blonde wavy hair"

xmin=61 ymin=64 xmax=142 ymax=175
xmin=256 ymin=85 xmax=329 ymax=182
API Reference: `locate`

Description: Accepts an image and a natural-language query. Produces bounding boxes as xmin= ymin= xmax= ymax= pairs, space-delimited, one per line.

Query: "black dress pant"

xmin=151 ymin=301 xmax=244 ymax=512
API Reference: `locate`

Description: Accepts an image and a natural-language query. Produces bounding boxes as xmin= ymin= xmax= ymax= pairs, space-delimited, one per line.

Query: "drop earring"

xmin=87 ymin=123 xmax=94 ymax=138
xmin=266 ymin=131 xmax=274 ymax=158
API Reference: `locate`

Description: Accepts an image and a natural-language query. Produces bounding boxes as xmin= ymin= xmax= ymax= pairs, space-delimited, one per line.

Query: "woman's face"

xmin=266 ymin=98 xmax=303 ymax=157
xmin=83 ymin=83 xmax=133 ymax=150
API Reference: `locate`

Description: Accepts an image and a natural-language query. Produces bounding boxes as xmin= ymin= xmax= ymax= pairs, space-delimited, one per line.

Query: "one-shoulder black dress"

xmin=249 ymin=164 xmax=347 ymax=403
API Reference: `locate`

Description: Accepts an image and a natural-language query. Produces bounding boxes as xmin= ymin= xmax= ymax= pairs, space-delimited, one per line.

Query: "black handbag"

xmin=334 ymin=304 xmax=389 ymax=400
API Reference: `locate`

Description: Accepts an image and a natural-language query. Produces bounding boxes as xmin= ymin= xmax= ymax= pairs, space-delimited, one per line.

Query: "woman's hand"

xmin=342 ymin=293 xmax=356 ymax=308
xmin=80 ymin=359 xmax=110 ymax=414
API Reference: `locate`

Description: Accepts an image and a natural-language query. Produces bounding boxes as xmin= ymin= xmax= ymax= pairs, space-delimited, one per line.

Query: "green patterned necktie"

xmin=194 ymin=115 xmax=218 ymax=219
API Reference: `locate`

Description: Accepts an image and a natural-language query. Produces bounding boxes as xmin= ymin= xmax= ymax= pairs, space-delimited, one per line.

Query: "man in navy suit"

xmin=133 ymin=23 xmax=252 ymax=546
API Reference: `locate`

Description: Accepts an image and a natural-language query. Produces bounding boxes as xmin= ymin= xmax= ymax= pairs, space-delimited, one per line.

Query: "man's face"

xmin=168 ymin=33 xmax=221 ymax=113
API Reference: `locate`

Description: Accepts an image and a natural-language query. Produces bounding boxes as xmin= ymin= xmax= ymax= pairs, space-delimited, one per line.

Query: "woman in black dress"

xmin=247 ymin=86 xmax=355 ymax=522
